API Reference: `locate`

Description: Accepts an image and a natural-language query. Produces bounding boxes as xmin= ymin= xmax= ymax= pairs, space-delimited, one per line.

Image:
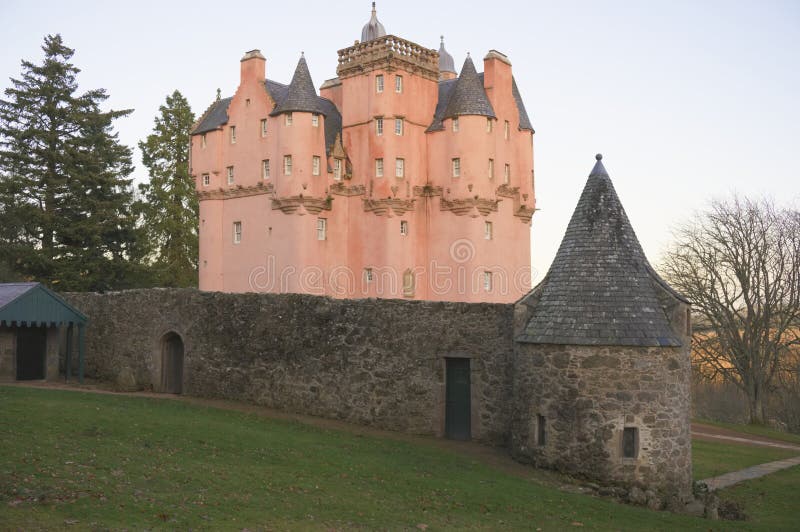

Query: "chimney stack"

xmin=240 ymin=49 xmax=266 ymax=86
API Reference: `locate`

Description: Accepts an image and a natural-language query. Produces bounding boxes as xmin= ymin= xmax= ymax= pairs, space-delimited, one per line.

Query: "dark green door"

xmin=445 ymin=358 xmax=471 ymax=440
xmin=16 ymin=326 xmax=46 ymax=380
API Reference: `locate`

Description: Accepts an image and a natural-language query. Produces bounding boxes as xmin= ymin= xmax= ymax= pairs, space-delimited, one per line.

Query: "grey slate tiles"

xmin=517 ymin=155 xmax=683 ymax=347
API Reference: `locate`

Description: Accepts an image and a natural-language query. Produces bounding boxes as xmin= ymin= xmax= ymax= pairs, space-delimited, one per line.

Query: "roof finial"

xmin=215 ymin=88 xmax=221 ymax=101
xmin=467 ymin=51 xmax=471 ymax=57
xmin=596 ymin=153 xmax=603 ymax=161
xmin=589 ymin=153 xmax=609 ymax=178
xmin=301 ymin=51 xmax=305 ymax=57
xmin=440 ymin=35 xmax=444 ymax=44
xmin=372 ymin=1 xmax=376 ymax=13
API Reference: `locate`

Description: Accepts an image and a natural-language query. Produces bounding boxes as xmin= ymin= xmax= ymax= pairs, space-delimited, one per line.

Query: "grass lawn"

xmin=716 ymin=465 xmax=800 ymax=531
xmin=692 ymin=439 xmax=799 ymax=480
xmin=694 ymin=418 xmax=800 ymax=446
xmin=0 ymin=386 xmax=790 ymax=531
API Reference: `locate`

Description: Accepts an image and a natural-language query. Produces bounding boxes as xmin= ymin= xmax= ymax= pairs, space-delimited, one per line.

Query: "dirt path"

xmin=691 ymin=422 xmax=800 ymax=452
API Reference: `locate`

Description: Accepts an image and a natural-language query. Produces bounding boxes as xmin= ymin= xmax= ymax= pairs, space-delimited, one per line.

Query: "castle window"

xmin=230 ymin=125 xmax=236 ymax=144
xmin=488 ymin=158 xmax=494 ymax=179
xmin=312 ymin=156 xmax=321 ymax=176
xmin=227 ymin=166 xmax=234 ymax=184
xmin=334 ymin=158 xmax=343 ymax=180
xmin=400 ymin=220 xmax=408 ymax=236
xmin=395 ymin=158 xmax=404 ymax=178
xmin=403 ymin=269 xmax=415 ymax=297
xmin=395 ymin=118 xmax=404 ymax=136
xmin=395 ymin=74 xmax=403 ymax=93
xmin=283 ymin=155 xmax=292 ymax=176
xmin=452 ymin=117 xmax=459 ymax=132
xmin=376 ymin=117 xmax=384 ymax=136
xmin=233 ymin=221 xmax=242 ymax=244
xmin=312 ymin=114 xmax=320 ymax=127
xmin=365 ymin=268 xmax=373 ymax=282
xmin=261 ymin=119 xmax=268 ymax=137
xmin=375 ymin=158 xmax=384 ymax=177
xmin=201 ymin=133 xmax=207 ymax=148
xmin=622 ymin=427 xmax=639 ymax=458
xmin=202 ymin=173 xmax=210 ymax=186
xmin=262 ymin=159 xmax=270 ymax=179
xmin=486 ymin=118 xmax=493 ymax=133
xmin=246 ymin=98 xmax=251 ymax=106
xmin=484 ymin=221 xmax=493 ymax=240
xmin=452 ymin=158 xmax=460 ymax=177
xmin=285 ymin=113 xmax=293 ymax=126
xmin=537 ymin=415 xmax=546 ymax=446
xmin=376 ymin=74 xmax=384 ymax=93
xmin=317 ymin=218 xmax=327 ymax=241
xmin=504 ymin=163 xmax=510 ymax=184
xmin=483 ymin=271 xmax=493 ymax=291
xmin=504 ymin=120 xmax=510 ymax=139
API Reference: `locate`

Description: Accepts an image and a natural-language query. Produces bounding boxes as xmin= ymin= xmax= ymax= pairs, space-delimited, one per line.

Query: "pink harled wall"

xmin=192 ymin=42 xmax=535 ymax=303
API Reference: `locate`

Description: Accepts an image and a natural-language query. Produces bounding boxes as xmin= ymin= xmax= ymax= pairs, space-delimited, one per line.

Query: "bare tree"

xmin=660 ymin=196 xmax=800 ymax=424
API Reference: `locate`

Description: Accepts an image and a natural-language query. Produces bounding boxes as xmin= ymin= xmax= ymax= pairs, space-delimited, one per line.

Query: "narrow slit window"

xmin=537 ymin=415 xmax=546 ymax=446
xmin=488 ymin=158 xmax=494 ymax=179
xmin=504 ymin=163 xmax=510 ymax=184
xmin=622 ymin=427 xmax=638 ymax=458
xmin=227 ymin=166 xmax=234 ymax=184
xmin=233 ymin=221 xmax=242 ymax=244
xmin=484 ymin=221 xmax=493 ymax=240
xmin=483 ymin=271 xmax=492 ymax=291
xmin=504 ymin=120 xmax=510 ymax=139
xmin=262 ymin=159 xmax=270 ymax=179
xmin=260 ymin=118 xmax=267 ymax=137
xmin=230 ymin=125 xmax=236 ymax=144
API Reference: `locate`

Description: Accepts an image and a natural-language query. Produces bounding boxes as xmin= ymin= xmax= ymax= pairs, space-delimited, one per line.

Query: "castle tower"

xmin=191 ymin=5 xmax=536 ymax=302
xmin=512 ymin=154 xmax=692 ymax=498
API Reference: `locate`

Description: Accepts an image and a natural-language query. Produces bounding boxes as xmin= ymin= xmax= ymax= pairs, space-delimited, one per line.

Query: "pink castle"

xmin=191 ymin=4 xmax=536 ymax=303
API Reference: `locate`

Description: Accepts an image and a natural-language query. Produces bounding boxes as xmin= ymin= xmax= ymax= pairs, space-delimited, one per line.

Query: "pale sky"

xmin=2 ymin=0 xmax=798 ymax=283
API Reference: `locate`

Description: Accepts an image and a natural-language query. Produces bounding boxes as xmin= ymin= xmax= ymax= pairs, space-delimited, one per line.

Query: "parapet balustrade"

xmin=337 ymin=35 xmax=438 ymax=73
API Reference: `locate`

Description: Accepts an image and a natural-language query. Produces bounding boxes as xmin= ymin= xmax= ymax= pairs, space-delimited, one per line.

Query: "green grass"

xmin=694 ymin=418 xmax=800 ymax=446
xmin=692 ymin=439 xmax=799 ymax=480
xmin=0 ymin=386 xmax=791 ymax=531
xmin=716 ymin=465 xmax=800 ymax=530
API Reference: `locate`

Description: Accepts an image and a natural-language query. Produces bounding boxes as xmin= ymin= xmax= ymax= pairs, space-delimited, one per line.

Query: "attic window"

xmin=622 ymin=427 xmax=639 ymax=459
xmin=312 ymin=114 xmax=320 ymax=127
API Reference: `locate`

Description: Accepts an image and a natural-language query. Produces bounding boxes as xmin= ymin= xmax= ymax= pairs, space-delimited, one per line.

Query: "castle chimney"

xmin=240 ymin=49 xmax=266 ymax=85
xmin=483 ymin=50 xmax=512 ymax=106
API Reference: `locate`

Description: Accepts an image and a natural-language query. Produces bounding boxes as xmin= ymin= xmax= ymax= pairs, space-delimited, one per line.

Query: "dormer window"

xmin=285 ymin=113 xmax=293 ymax=126
xmin=334 ymin=158 xmax=343 ymax=180
xmin=376 ymin=74 xmax=384 ymax=93
xmin=312 ymin=114 xmax=320 ymax=127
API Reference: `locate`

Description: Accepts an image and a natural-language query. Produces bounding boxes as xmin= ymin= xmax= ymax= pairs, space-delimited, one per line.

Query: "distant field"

xmin=694 ymin=418 xmax=800 ymax=446
xmin=0 ymin=386 xmax=796 ymax=530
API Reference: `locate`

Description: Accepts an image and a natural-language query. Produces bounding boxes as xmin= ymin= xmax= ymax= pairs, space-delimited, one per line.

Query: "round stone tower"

xmin=512 ymin=154 xmax=692 ymax=499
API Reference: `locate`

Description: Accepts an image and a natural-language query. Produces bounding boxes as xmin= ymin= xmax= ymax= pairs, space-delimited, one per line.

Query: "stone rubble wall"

xmin=510 ymin=343 xmax=693 ymax=498
xmin=63 ymin=289 xmax=514 ymax=445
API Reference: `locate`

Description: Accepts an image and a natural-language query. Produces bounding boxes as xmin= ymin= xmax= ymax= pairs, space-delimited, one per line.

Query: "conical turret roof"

xmin=270 ymin=55 xmax=328 ymax=116
xmin=517 ymin=154 xmax=683 ymax=347
xmin=442 ymin=55 xmax=495 ymax=120
xmin=361 ymin=2 xmax=387 ymax=42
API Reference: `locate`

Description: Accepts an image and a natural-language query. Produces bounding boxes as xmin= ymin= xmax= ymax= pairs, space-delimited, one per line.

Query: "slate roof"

xmin=442 ymin=56 xmax=496 ymax=121
xmin=517 ymin=155 xmax=683 ymax=347
xmin=270 ymin=56 xmax=330 ymax=117
xmin=192 ymin=97 xmax=233 ymax=135
xmin=426 ymin=70 xmax=533 ymax=133
xmin=438 ymin=37 xmax=456 ymax=74
xmin=190 ymin=70 xmax=342 ymax=156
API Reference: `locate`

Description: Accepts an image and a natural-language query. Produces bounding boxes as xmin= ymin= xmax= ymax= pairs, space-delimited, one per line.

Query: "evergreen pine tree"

xmin=0 ymin=34 xmax=140 ymax=291
xmin=136 ymin=91 xmax=198 ymax=287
